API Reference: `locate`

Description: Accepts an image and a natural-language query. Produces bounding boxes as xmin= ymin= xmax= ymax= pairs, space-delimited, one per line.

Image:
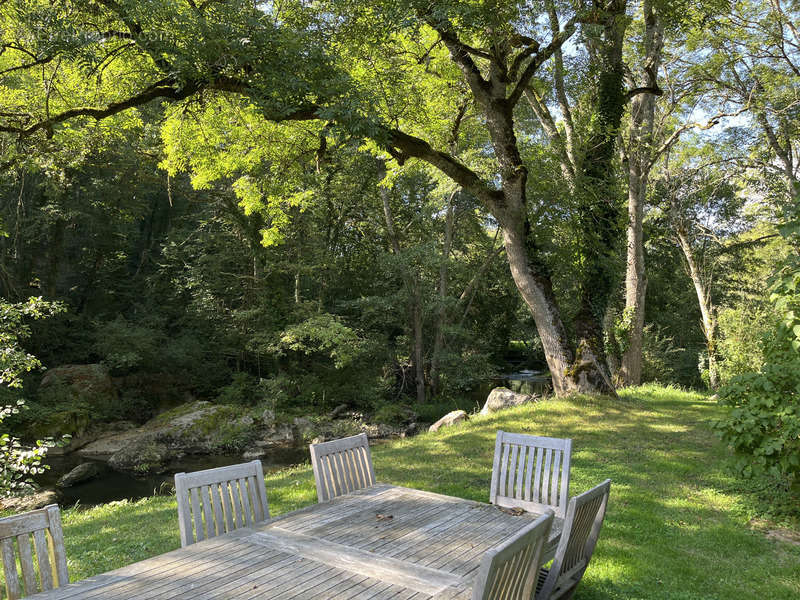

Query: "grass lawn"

xmin=7 ymin=384 xmax=800 ymax=599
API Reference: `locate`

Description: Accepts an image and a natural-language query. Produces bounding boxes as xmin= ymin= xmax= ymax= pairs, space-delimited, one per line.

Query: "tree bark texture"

xmin=619 ymin=0 xmax=664 ymax=386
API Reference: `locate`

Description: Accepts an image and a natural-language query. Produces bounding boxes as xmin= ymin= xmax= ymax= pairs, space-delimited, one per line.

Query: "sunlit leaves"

xmin=161 ymin=95 xmax=323 ymax=245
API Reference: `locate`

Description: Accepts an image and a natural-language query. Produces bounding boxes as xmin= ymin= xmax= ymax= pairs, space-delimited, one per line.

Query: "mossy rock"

xmin=109 ymin=436 xmax=170 ymax=473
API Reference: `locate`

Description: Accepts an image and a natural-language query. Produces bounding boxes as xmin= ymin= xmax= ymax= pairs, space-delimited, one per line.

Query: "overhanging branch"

xmin=386 ymin=128 xmax=503 ymax=209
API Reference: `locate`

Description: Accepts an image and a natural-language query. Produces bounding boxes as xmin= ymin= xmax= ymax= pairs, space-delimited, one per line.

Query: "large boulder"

xmin=40 ymin=364 xmax=116 ymax=399
xmin=57 ymin=462 xmax=103 ymax=488
xmin=82 ymin=401 xmax=257 ymax=474
xmin=428 ymin=410 xmax=467 ymax=433
xmin=480 ymin=387 xmax=538 ymax=416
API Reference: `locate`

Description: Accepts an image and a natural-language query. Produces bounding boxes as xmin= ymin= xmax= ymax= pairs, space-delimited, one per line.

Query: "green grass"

xmin=7 ymin=384 xmax=800 ymax=599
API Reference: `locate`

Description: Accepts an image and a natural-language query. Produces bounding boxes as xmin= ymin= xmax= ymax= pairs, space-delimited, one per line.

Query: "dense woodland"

xmin=0 ymin=0 xmax=799 ymax=494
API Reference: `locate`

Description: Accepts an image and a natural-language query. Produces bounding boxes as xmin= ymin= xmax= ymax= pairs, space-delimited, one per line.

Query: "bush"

xmin=716 ymin=304 xmax=775 ymax=383
xmin=0 ymin=297 xmax=65 ymax=497
xmin=93 ymin=315 xmax=165 ymax=374
xmin=714 ymin=332 xmax=800 ymax=482
xmin=715 ymin=222 xmax=800 ymax=484
xmin=640 ymin=325 xmax=685 ymax=384
xmin=216 ymin=372 xmax=266 ymax=406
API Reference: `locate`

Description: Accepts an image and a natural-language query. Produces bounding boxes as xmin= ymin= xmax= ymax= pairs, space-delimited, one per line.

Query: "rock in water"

xmin=57 ymin=462 xmax=102 ymax=487
xmin=428 ymin=410 xmax=467 ymax=433
xmin=480 ymin=387 xmax=537 ymax=415
xmin=108 ymin=436 xmax=170 ymax=473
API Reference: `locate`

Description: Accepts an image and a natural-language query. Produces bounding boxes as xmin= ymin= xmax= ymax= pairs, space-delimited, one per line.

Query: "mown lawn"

xmin=9 ymin=385 xmax=800 ymax=599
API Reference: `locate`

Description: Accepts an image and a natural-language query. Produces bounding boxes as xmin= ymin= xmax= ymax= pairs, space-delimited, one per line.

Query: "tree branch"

xmin=650 ymin=105 xmax=751 ymax=166
xmin=507 ymin=15 xmax=578 ymax=107
xmin=386 ymin=128 xmax=503 ymax=209
xmin=625 ymin=85 xmax=663 ymax=100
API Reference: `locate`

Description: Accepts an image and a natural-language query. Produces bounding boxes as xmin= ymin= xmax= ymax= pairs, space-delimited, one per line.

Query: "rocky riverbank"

xmin=48 ymin=400 xmax=413 ymax=476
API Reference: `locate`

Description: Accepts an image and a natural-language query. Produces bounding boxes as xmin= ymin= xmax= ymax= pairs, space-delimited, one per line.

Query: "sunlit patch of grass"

xmin=4 ymin=385 xmax=798 ymax=599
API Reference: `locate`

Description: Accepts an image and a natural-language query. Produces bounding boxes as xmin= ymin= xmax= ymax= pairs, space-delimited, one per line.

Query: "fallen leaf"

xmin=498 ymin=507 xmax=525 ymax=516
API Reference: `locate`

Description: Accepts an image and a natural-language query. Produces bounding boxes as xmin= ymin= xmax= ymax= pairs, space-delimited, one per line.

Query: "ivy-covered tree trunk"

xmin=566 ymin=0 xmax=629 ymax=395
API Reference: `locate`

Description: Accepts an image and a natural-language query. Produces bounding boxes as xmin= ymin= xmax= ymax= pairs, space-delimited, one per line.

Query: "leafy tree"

xmin=0 ymin=0 xmax=646 ymax=395
xmin=0 ymin=297 xmax=64 ymax=497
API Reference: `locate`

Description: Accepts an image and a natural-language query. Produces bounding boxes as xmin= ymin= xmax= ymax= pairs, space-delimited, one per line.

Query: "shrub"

xmin=93 ymin=315 xmax=165 ymax=374
xmin=0 ymin=297 xmax=65 ymax=497
xmin=640 ymin=325 xmax=685 ymax=384
xmin=715 ymin=217 xmax=800 ymax=485
xmin=714 ymin=332 xmax=800 ymax=482
xmin=716 ymin=304 xmax=775 ymax=383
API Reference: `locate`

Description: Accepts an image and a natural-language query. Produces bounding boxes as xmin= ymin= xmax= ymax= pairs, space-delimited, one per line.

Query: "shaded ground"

xmin=8 ymin=385 xmax=799 ymax=599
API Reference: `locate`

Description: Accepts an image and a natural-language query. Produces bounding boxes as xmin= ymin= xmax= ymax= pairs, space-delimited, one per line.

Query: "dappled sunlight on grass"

xmin=9 ymin=385 xmax=796 ymax=599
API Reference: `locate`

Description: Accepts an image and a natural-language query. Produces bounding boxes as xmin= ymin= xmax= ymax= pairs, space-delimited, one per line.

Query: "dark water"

xmin=496 ymin=370 xmax=552 ymax=395
xmin=469 ymin=370 xmax=552 ymax=405
xmin=35 ymin=447 xmax=309 ymax=507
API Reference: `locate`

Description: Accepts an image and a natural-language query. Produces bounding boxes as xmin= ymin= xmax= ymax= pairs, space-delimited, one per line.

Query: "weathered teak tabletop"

xmin=31 ymin=484 xmax=562 ymax=600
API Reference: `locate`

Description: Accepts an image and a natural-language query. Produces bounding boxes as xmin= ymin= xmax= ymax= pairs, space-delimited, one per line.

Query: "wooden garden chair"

xmin=174 ymin=460 xmax=270 ymax=547
xmin=536 ymin=479 xmax=612 ymax=600
xmin=471 ymin=510 xmax=554 ymax=600
xmin=310 ymin=432 xmax=376 ymax=502
xmin=490 ymin=430 xmax=573 ymax=518
xmin=0 ymin=504 xmax=69 ymax=599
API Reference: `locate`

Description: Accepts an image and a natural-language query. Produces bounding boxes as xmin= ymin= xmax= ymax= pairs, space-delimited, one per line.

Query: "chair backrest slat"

xmin=16 ymin=534 xmax=37 ymax=593
xmin=174 ymin=460 xmax=270 ymax=547
xmin=536 ymin=479 xmax=611 ymax=600
xmin=309 ymin=433 xmax=376 ymax=503
xmin=472 ymin=510 xmax=554 ymax=600
xmin=0 ymin=504 xmax=69 ymax=599
xmin=490 ymin=431 xmax=572 ymax=519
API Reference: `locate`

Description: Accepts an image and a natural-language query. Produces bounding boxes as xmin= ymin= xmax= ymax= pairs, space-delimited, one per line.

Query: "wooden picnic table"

xmin=30 ymin=484 xmax=563 ymax=600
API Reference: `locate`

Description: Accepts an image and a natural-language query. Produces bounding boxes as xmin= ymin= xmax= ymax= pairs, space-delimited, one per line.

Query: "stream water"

xmin=35 ymin=371 xmax=550 ymax=507
xmin=468 ymin=370 xmax=552 ymax=406
xmin=35 ymin=447 xmax=309 ymax=507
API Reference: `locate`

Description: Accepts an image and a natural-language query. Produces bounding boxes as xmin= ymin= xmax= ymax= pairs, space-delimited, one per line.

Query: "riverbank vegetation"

xmin=6 ymin=386 xmax=797 ymax=599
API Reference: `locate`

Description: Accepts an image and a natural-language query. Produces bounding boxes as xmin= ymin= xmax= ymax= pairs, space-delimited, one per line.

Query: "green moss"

xmin=150 ymin=401 xmax=210 ymax=425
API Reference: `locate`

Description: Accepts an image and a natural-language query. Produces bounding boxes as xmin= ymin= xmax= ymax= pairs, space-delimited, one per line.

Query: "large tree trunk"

xmin=619 ymin=2 xmax=664 ymax=386
xmin=564 ymin=0 xmax=628 ymax=396
xmin=484 ymin=70 xmax=619 ymax=395
xmin=501 ymin=217 xmax=579 ymax=395
xmin=619 ymin=157 xmax=648 ymax=385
